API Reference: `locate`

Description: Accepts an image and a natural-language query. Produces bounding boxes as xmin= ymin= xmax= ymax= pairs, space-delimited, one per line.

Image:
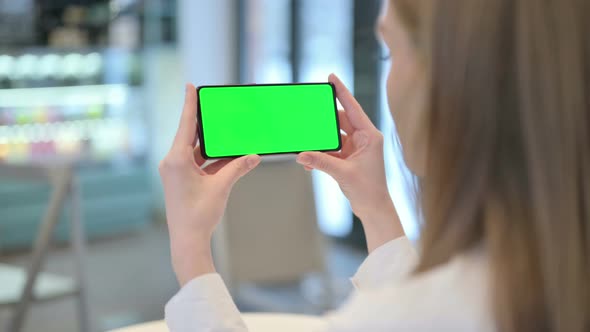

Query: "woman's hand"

xmin=296 ymin=74 xmax=405 ymax=252
xmin=159 ymin=84 xmax=261 ymax=286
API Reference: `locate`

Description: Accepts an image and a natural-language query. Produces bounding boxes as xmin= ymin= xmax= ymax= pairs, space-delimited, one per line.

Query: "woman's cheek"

xmin=386 ymin=66 xmax=401 ymax=123
xmin=385 ymin=57 xmax=428 ymax=176
xmin=387 ymin=62 xmax=409 ymax=145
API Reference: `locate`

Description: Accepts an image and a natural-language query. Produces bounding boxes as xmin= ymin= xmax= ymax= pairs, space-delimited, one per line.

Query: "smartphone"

xmin=197 ymin=83 xmax=341 ymax=159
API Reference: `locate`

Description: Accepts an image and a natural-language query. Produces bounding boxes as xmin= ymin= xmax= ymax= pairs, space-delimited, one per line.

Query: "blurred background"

xmin=0 ymin=0 xmax=418 ymax=331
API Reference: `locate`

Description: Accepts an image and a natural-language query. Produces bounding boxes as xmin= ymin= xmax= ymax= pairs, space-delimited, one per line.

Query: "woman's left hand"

xmin=159 ymin=84 xmax=261 ymax=286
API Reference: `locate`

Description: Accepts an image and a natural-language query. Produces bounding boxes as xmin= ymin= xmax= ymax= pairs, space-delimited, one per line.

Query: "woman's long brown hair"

xmin=392 ymin=0 xmax=590 ymax=331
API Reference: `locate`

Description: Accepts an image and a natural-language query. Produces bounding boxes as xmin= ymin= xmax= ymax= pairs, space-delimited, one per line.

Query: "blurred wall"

xmin=145 ymin=46 xmax=183 ymax=214
xmin=149 ymin=0 xmax=238 ymax=213
xmin=178 ymin=0 xmax=238 ymax=85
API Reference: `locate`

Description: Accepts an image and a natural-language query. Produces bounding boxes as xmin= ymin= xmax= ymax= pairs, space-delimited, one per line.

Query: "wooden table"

xmin=107 ymin=313 xmax=326 ymax=332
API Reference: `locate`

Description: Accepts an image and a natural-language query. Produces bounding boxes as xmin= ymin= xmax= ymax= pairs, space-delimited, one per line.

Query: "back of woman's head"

xmin=392 ymin=0 xmax=590 ymax=331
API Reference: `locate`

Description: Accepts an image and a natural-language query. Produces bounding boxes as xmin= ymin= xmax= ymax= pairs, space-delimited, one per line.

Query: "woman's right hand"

xmin=296 ymin=74 xmax=405 ymax=251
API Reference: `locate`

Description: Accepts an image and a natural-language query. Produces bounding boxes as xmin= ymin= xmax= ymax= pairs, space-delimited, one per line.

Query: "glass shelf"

xmin=0 ymin=84 xmax=127 ymax=109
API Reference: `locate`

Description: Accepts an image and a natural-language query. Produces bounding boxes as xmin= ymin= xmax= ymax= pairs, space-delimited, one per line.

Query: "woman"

xmin=159 ymin=0 xmax=589 ymax=330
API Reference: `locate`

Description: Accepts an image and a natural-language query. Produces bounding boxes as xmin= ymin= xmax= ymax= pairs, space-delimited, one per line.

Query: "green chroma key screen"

xmin=197 ymin=83 xmax=341 ymax=158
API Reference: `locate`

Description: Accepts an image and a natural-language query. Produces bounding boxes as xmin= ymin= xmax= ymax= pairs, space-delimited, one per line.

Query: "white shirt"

xmin=165 ymin=236 xmax=494 ymax=331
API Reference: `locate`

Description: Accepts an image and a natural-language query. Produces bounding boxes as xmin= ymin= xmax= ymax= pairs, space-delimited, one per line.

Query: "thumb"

xmin=296 ymin=152 xmax=346 ymax=178
xmin=216 ymin=155 xmax=261 ymax=187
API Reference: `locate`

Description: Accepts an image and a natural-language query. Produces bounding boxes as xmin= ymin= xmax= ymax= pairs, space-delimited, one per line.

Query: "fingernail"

xmin=296 ymin=154 xmax=312 ymax=165
xmin=355 ymin=132 xmax=369 ymax=148
xmin=246 ymin=155 xmax=259 ymax=168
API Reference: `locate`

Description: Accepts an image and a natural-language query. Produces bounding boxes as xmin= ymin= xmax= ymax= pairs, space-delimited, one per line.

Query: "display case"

xmin=0 ymin=51 xmax=151 ymax=250
xmin=0 ymin=51 xmax=144 ymax=163
xmin=0 ymin=0 xmax=153 ymax=250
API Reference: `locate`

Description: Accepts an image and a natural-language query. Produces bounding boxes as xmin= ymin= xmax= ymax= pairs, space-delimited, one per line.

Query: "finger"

xmin=343 ymin=133 xmax=359 ymax=156
xmin=329 ymin=74 xmax=375 ymax=130
xmin=296 ymin=151 xmax=347 ymax=180
xmin=339 ymin=132 xmax=350 ymax=150
xmin=216 ymin=155 xmax=261 ymax=188
xmin=173 ymin=84 xmax=198 ymax=148
xmin=203 ymin=159 xmax=233 ymax=174
xmin=324 ymin=132 xmax=350 ymax=158
xmin=193 ymin=145 xmax=206 ymax=166
xmin=321 ymin=132 xmax=348 ymax=158
xmin=340 ymin=135 xmax=356 ymax=158
xmin=193 ymin=109 xmax=203 ymax=147
xmin=338 ymin=111 xmax=355 ymax=135
xmin=192 ymin=127 xmax=199 ymax=147
xmin=304 ymin=165 xmax=313 ymax=171
xmin=326 ymin=151 xmax=342 ymax=159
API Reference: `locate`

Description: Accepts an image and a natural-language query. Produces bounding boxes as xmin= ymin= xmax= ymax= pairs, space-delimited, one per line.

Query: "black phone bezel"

xmin=196 ymin=82 xmax=342 ymax=159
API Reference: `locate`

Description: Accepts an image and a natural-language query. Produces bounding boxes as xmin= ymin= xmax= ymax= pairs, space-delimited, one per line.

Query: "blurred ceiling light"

xmin=14 ymin=54 xmax=38 ymax=80
xmin=62 ymin=53 xmax=84 ymax=78
xmin=81 ymin=52 xmax=103 ymax=78
xmin=38 ymin=54 xmax=62 ymax=79
xmin=0 ymin=85 xmax=127 ymax=108
xmin=0 ymin=55 xmax=14 ymax=78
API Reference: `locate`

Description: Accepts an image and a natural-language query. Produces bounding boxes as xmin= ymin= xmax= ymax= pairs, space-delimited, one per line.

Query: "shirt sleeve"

xmin=350 ymin=236 xmax=418 ymax=290
xmin=165 ymin=273 xmax=248 ymax=332
xmin=165 ymin=236 xmax=417 ymax=332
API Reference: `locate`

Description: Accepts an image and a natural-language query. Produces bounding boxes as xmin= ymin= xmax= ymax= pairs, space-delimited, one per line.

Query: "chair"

xmin=0 ymin=164 xmax=90 ymax=332
xmin=213 ymin=157 xmax=333 ymax=312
